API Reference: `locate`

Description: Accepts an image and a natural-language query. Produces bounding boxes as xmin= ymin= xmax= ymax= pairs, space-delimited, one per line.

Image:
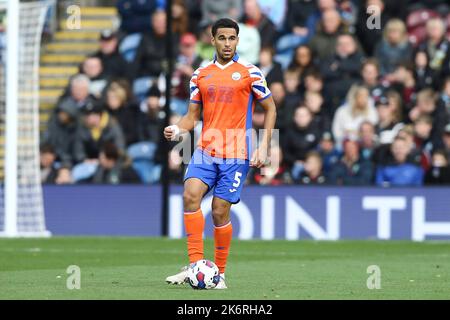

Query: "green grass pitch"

xmin=0 ymin=237 xmax=449 ymax=299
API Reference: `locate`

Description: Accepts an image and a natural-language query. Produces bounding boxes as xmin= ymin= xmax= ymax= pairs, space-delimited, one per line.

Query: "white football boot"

xmin=214 ymin=274 xmax=228 ymax=289
xmin=165 ymin=266 xmax=189 ymax=285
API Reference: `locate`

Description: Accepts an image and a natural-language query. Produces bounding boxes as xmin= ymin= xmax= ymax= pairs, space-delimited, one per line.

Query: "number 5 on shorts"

xmin=233 ymin=172 xmax=242 ymax=188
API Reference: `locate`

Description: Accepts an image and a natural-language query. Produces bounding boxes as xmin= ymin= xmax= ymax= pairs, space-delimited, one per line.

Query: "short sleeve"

xmin=189 ymin=69 xmax=202 ymax=105
xmin=249 ymin=66 xmax=272 ymax=101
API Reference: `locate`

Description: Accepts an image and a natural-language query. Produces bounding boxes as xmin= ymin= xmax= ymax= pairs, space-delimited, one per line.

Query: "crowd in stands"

xmin=40 ymin=0 xmax=450 ymax=186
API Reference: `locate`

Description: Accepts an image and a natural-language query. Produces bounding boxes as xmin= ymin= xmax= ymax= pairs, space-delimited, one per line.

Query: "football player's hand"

xmin=250 ymin=147 xmax=269 ymax=168
xmin=163 ymin=125 xmax=180 ymax=141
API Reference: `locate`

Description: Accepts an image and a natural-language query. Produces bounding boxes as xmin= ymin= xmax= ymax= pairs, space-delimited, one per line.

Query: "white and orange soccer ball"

xmin=187 ymin=259 xmax=220 ymax=290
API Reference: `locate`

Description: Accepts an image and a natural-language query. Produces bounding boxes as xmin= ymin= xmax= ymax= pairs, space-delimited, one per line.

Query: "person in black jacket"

xmin=282 ymin=106 xmax=323 ymax=179
xmin=425 ymin=149 xmax=450 ymax=184
xmin=93 ymin=30 xmax=130 ymax=80
xmin=320 ymin=33 xmax=365 ymax=113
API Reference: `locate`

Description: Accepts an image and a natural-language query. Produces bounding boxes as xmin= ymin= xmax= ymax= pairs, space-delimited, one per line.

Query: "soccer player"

xmin=164 ymin=18 xmax=277 ymax=289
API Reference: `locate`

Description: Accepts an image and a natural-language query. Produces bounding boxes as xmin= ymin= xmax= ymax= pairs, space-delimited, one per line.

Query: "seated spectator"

xmin=303 ymin=70 xmax=324 ymax=95
xmin=241 ymin=0 xmax=277 ymax=49
xmin=104 ymin=81 xmax=140 ymax=146
xmin=321 ymin=33 xmax=365 ymax=112
xmin=375 ymin=136 xmax=424 ymax=186
xmin=413 ymin=49 xmax=439 ymax=91
xmin=374 ymin=18 xmax=412 ymax=76
xmin=317 ymin=131 xmax=341 ymax=175
xmin=360 ymin=58 xmax=386 ymax=101
xmin=73 ymin=102 xmax=125 ymax=163
xmin=425 ymin=149 xmax=450 ymax=184
xmin=281 ymin=68 xmax=302 ymax=123
xmin=417 ymin=18 xmax=450 ymax=81
xmin=93 ymin=30 xmax=129 ymax=80
xmin=57 ymin=74 xmax=97 ymax=113
xmin=40 ymin=144 xmax=59 ymax=184
xmin=172 ymin=0 xmax=190 ymax=35
xmin=359 ymin=121 xmax=378 ymax=161
xmin=133 ymin=10 xmax=178 ymax=79
xmin=257 ymin=46 xmax=283 ymax=86
xmin=248 ymin=145 xmax=291 ymax=185
xmin=376 ymin=93 xmax=404 ymax=145
xmin=282 ymin=106 xmax=322 ymax=180
xmin=309 ymin=9 xmax=348 ymax=62
xmin=442 ymin=124 xmax=450 ymax=159
xmin=327 ymin=137 xmax=374 ymax=185
xmin=304 ymin=90 xmax=331 ymax=133
xmin=413 ymin=115 xmax=434 ymax=170
xmin=284 ymin=0 xmax=317 ymax=47
xmin=85 ymin=143 xmax=141 ymax=184
xmin=288 ymin=45 xmax=314 ymax=82
xmin=80 ymin=56 xmax=109 ymax=98
xmin=43 ymin=99 xmax=81 ymax=168
xmin=172 ymin=33 xmax=203 ymax=115
xmin=296 ymin=151 xmax=327 ymax=184
xmin=138 ymin=85 xmax=164 ymax=144
xmin=117 ymin=0 xmax=160 ymax=34
xmin=386 ymin=63 xmax=416 ymax=108
xmin=332 ymin=85 xmax=378 ymax=149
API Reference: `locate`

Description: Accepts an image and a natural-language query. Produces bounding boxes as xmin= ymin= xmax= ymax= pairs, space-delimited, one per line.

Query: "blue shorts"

xmin=184 ymin=148 xmax=250 ymax=204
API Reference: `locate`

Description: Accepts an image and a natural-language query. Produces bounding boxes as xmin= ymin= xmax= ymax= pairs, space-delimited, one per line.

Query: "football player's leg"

xmin=183 ymin=149 xmax=217 ymax=264
xmin=183 ymin=178 xmax=209 ymax=264
xmin=211 ymin=196 xmax=232 ymax=275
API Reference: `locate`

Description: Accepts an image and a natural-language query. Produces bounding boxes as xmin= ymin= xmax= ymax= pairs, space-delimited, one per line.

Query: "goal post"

xmin=0 ymin=0 xmax=54 ymax=237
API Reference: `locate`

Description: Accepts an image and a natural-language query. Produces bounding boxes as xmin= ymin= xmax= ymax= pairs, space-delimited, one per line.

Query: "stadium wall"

xmin=43 ymin=186 xmax=450 ymax=240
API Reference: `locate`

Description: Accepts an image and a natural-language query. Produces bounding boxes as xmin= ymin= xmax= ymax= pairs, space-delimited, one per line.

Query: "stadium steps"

xmin=39 ymin=6 xmax=118 ymax=133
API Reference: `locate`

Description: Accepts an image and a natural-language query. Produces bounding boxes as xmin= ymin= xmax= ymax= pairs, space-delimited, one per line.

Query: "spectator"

xmin=43 ymin=100 xmax=81 ymax=169
xmin=80 ymin=56 xmax=109 ymax=98
xmin=284 ymin=0 xmax=317 ymax=43
xmin=437 ymin=77 xmax=450 ymax=124
xmin=275 ymin=68 xmax=301 ymax=131
xmin=282 ymin=106 xmax=322 ymax=179
xmin=241 ymin=0 xmax=277 ymax=49
xmin=201 ymin=0 xmax=242 ymax=25
xmin=172 ymin=33 xmax=203 ymax=115
xmin=288 ymin=45 xmax=314 ymax=82
xmin=258 ymin=46 xmax=283 ymax=86
xmin=328 ymin=137 xmax=374 ymax=185
xmin=57 ymin=74 xmax=97 ymax=114
xmin=413 ymin=115 xmax=434 ymax=170
xmin=317 ymin=131 xmax=341 ymax=175
xmin=425 ymin=150 xmax=450 ymax=184
xmin=172 ymin=0 xmax=189 ymax=35
xmin=196 ymin=23 xmax=215 ymax=62
xmin=93 ymin=30 xmax=129 ymax=80
xmin=309 ymin=9 xmax=348 ymax=62
xmin=376 ymin=92 xmax=404 ymax=145
xmin=359 ymin=121 xmax=378 ymax=161
xmin=413 ymin=49 xmax=439 ymax=91
xmin=304 ymin=90 xmax=331 ymax=133
xmin=360 ymin=58 xmax=386 ymax=101
xmin=418 ymin=18 xmax=450 ymax=80
xmin=40 ymin=144 xmax=59 ymax=184
xmin=257 ymin=0 xmax=287 ymax=30
xmin=386 ymin=63 xmax=416 ymax=108
xmin=73 ymin=102 xmax=125 ymax=163
xmin=104 ymin=81 xmax=140 ymax=146
xmin=355 ymin=0 xmax=389 ymax=56
xmin=296 ymin=151 xmax=327 ymax=184
xmin=321 ymin=33 xmax=365 ymax=112
xmin=374 ymin=18 xmax=412 ymax=76
xmin=86 ymin=143 xmax=141 ymax=184
xmin=133 ymin=10 xmax=178 ymax=79
xmin=442 ymin=124 xmax=450 ymax=159
xmin=248 ymin=145 xmax=291 ymax=185
xmin=117 ymin=0 xmax=161 ymax=34
xmin=332 ymin=85 xmax=378 ymax=148
xmin=375 ymin=136 xmax=424 ymax=186
xmin=236 ymin=22 xmax=261 ymax=64
xmin=303 ymin=70 xmax=324 ymax=95
xmin=138 ymin=85 xmax=164 ymax=144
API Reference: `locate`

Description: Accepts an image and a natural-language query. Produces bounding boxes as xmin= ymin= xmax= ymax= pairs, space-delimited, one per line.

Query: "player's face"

xmin=212 ymin=28 xmax=239 ymax=62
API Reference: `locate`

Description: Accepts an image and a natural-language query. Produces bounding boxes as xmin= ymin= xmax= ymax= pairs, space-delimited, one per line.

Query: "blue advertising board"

xmin=43 ymin=185 xmax=450 ymax=240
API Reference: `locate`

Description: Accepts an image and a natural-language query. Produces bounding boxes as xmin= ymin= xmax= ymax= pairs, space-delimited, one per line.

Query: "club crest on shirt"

xmin=231 ymin=72 xmax=241 ymax=81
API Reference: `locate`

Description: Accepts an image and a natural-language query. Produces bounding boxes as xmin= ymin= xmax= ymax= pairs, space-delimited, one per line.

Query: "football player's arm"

xmin=163 ymin=102 xmax=201 ymax=141
xmin=250 ymin=95 xmax=277 ymax=168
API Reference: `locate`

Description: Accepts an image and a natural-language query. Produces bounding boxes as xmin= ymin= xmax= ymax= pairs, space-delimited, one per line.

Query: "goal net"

xmin=0 ymin=0 xmax=54 ymax=237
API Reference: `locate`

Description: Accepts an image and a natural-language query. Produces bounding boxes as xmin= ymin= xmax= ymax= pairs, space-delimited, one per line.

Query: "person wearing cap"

xmin=73 ymin=102 xmax=125 ymax=164
xmin=93 ymin=30 xmax=129 ymax=80
xmin=138 ymin=85 xmax=164 ymax=145
xmin=375 ymin=91 xmax=404 ymax=145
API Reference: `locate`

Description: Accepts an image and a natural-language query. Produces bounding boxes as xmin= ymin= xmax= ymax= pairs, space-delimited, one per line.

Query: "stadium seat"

xmin=71 ymin=162 xmax=99 ymax=182
xmin=406 ymin=9 xmax=440 ymax=31
xmin=118 ymin=32 xmax=142 ymax=63
xmin=131 ymin=160 xmax=161 ymax=184
xmin=127 ymin=141 xmax=157 ymax=161
xmin=132 ymin=76 xmax=154 ymax=102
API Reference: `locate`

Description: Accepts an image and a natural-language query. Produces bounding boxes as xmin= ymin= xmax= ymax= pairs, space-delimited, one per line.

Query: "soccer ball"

xmin=188 ymin=259 xmax=220 ymax=290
